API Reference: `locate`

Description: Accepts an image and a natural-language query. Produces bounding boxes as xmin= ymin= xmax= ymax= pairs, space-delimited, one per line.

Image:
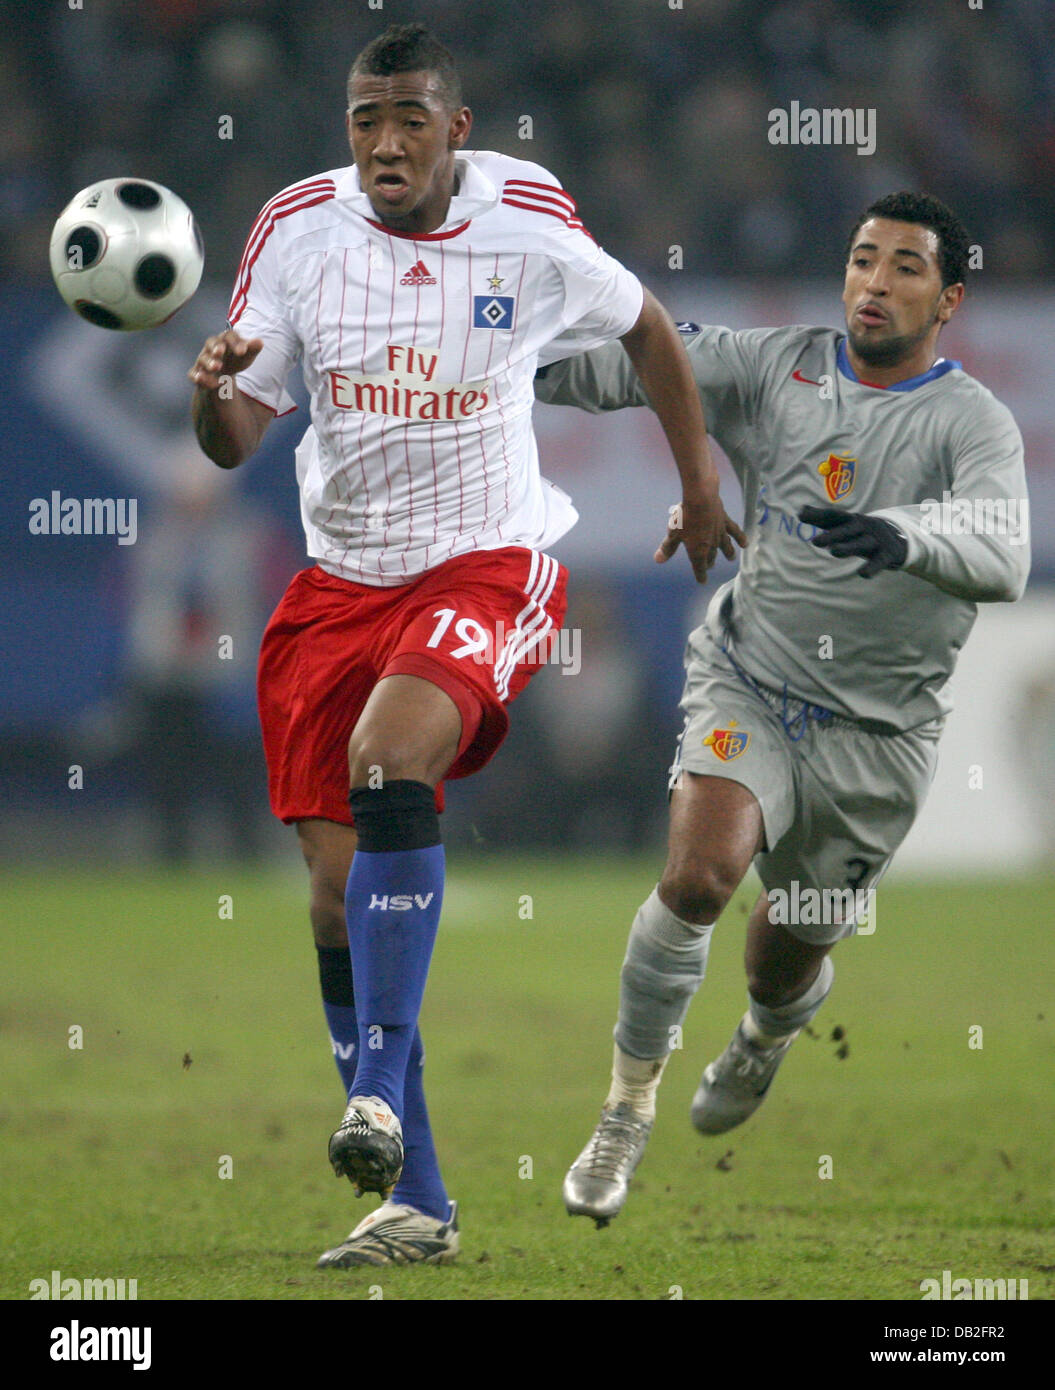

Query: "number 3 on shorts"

xmin=844 ymin=857 xmax=872 ymax=891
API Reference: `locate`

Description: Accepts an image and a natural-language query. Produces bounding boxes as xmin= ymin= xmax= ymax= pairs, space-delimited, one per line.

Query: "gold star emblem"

xmin=487 ymin=274 xmax=504 ymax=292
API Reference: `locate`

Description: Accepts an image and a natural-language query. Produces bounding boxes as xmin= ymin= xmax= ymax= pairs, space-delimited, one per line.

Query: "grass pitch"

xmin=1 ymin=858 xmax=1053 ymax=1301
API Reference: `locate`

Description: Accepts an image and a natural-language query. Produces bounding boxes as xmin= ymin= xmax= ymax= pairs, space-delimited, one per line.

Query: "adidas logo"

xmin=400 ymin=259 xmax=436 ymax=286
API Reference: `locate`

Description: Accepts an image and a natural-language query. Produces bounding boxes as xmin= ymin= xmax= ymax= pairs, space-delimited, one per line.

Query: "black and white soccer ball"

xmin=49 ymin=178 xmax=204 ymax=331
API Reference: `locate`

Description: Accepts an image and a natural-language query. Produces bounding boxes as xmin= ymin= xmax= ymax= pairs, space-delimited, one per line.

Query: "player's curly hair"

xmin=350 ymin=23 xmax=462 ymax=110
xmin=845 ymin=192 xmax=971 ymax=288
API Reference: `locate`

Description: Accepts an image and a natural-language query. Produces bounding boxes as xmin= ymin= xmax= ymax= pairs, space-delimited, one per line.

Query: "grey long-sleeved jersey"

xmin=535 ymin=325 xmax=1030 ymax=732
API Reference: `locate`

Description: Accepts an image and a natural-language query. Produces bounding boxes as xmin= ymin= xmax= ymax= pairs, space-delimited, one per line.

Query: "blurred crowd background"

xmin=3 ymin=0 xmax=1054 ymax=866
xmin=5 ymin=0 xmax=1055 ymax=284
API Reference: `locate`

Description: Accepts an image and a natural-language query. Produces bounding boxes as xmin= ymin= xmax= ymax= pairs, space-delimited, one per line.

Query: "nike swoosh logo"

xmin=792 ymin=370 xmax=823 ymax=386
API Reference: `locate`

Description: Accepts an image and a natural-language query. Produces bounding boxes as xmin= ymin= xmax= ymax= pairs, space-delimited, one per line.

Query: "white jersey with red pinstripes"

xmin=227 ymin=149 xmax=643 ymax=586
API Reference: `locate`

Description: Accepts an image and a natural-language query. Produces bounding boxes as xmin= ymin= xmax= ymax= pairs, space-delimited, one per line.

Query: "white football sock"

xmin=742 ymin=1014 xmax=799 ymax=1049
xmin=745 ymin=954 xmax=835 ymax=1045
xmin=605 ymin=1042 xmax=669 ymax=1121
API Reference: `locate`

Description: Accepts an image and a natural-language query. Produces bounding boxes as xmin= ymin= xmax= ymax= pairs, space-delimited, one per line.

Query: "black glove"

xmin=799 ymin=506 xmax=908 ymax=579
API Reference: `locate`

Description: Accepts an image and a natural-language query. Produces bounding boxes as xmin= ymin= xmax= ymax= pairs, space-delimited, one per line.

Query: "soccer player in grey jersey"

xmin=534 ymin=192 xmax=1030 ymax=1225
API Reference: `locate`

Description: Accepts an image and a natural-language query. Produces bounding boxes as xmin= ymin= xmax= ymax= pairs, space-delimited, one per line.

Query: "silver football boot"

xmin=562 ymin=1103 xmax=653 ymax=1227
xmin=691 ymin=1015 xmax=798 ymax=1134
xmin=317 ymin=1200 xmax=459 ymax=1268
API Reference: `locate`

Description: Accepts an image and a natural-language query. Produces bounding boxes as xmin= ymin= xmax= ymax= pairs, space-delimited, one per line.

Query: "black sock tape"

xmin=317 ymin=945 xmax=355 ymax=1007
xmin=348 ymin=779 xmax=441 ymax=853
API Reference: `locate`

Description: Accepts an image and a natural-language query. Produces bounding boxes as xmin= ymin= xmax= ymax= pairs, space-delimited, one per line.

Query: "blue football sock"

xmin=389 ymin=1028 xmax=450 ymax=1222
xmin=345 ymin=781 xmax=445 ymax=1118
xmin=318 ymin=943 xmax=447 ymax=1217
xmin=317 ymin=945 xmax=358 ymax=1095
xmin=324 ymin=1002 xmax=359 ymax=1095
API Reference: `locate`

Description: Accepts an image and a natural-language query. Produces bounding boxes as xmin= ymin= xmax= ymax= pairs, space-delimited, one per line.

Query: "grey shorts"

xmin=668 ymin=626 xmax=942 ymax=945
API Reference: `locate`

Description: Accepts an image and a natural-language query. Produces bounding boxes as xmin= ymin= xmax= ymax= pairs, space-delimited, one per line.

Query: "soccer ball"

xmin=49 ymin=178 xmax=204 ymax=331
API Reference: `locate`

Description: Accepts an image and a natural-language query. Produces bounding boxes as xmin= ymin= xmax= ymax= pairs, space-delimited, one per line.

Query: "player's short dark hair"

xmin=349 ymin=23 xmax=462 ymax=111
xmin=845 ymin=192 xmax=971 ymax=288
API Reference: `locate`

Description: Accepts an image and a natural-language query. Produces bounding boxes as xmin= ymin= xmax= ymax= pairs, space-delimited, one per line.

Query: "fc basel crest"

xmin=818 ymin=453 xmax=856 ymax=502
xmin=704 ymin=721 xmax=750 ymax=761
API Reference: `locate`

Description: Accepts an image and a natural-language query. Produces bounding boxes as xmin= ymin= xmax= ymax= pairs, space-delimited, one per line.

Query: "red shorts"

xmin=257 ymin=547 xmax=568 ymax=824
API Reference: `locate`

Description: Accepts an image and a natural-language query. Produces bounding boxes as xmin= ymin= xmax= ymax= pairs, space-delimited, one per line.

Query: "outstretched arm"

xmin=619 ymin=290 xmax=746 ymax=580
xmin=189 ymin=328 xmax=273 ymax=470
xmin=801 ymin=399 xmax=1030 ymax=601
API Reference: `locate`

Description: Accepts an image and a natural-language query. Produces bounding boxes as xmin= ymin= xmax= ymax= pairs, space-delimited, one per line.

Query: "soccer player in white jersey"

xmin=535 ymin=192 xmax=1030 ymax=1226
xmin=188 ymin=23 xmax=742 ymax=1267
